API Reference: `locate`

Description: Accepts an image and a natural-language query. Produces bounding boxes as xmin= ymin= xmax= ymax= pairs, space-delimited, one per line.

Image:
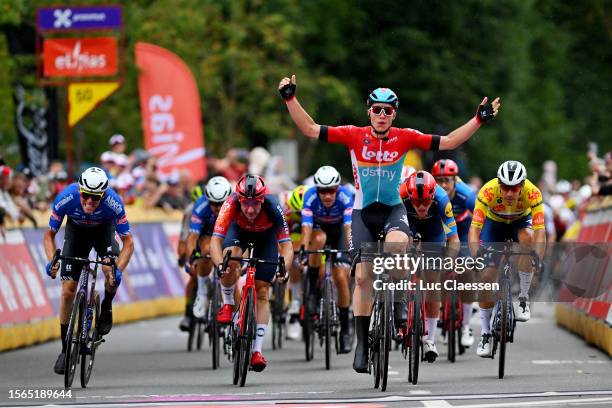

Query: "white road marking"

xmin=457 ymin=397 xmax=612 ymax=407
xmin=532 ymin=360 xmax=608 ymax=365
xmin=422 ymin=400 xmax=453 ymax=407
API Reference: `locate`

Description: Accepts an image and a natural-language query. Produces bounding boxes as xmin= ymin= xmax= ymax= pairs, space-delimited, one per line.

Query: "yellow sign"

xmin=68 ymin=82 xmax=120 ymax=127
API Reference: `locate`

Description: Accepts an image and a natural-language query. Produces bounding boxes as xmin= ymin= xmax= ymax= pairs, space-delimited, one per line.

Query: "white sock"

xmin=289 ymin=280 xmax=302 ymax=303
xmin=519 ymin=271 xmax=532 ymax=299
xmin=253 ymin=324 xmax=267 ymax=353
xmin=197 ymin=276 xmax=210 ymax=298
xmin=425 ymin=317 xmax=437 ymax=342
xmin=462 ymin=303 xmax=472 ymax=327
xmin=221 ymin=284 xmax=234 ymax=305
xmin=480 ymin=307 xmax=493 ymax=335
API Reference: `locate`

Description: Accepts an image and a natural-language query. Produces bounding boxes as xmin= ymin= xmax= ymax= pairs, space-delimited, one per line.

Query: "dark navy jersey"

xmin=450 ymin=180 xmax=476 ymax=239
xmin=48 ymin=183 xmax=130 ymax=236
xmin=301 ymin=185 xmax=353 ymax=227
xmin=189 ymin=195 xmax=218 ymax=234
xmin=403 ymin=185 xmax=457 ymax=238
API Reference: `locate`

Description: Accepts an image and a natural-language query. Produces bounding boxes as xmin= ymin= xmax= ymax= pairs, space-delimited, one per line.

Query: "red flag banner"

xmin=135 ymin=42 xmax=206 ymax=182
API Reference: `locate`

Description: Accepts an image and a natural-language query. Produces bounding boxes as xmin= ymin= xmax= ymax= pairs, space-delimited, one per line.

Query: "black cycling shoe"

xmin=97 ymin=308 xmax=113 ymax=336
xmin=352 ymin=316 xmax=370 ymax=373
xmin=54 ymin=352 xmax=66 ymax=375
xmin=353 ymin=342 xmax=369 ymax=373
xmin=339 ymin=332 xmax=353 ymax=354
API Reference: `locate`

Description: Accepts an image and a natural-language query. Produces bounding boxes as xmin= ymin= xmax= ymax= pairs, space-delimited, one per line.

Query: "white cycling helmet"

xmin=78 ymin=167 xmax=109 ymax=194
xmin=314 ymin=166 xmax=341 ymax=188
xmin=205 ymin=176 xmax=232 ymax=203
xmin=497 ymin=160 xmax=527 ymax=186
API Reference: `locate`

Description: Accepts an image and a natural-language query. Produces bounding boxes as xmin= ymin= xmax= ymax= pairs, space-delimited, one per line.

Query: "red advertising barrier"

xmin=556 ymin=196 xmax=612 ymax=356
xmin=0 ymin=217 xmax=185 ymax=352
xmin=135 ymin=42 xmax=207 ymax=182
xmin=43 ymin=37 xmax=118 ymax=78
xmin=0 ymin=231 xmax=53 ymax=325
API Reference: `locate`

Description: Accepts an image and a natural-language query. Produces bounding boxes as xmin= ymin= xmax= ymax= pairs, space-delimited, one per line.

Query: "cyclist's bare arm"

xmin=439 ymin=97 xmax=501 ymax=150
xmin=300 ymin=224 xmax=313 ymax=250
xmin=43 ymin=229 xmax=57 ymax=261
xmin=344 ymin=224 xmax=351 ymax=249
xmin=533 ymin=228 xmax=547 ymax=259
xmin=116 ymin=233 xmax=134 ymax=271
xmin=447 ymin=233 xmax=460 ymax=258
xmin=210 ymin=235 xmax=224 ymax=267
xmin=279 ymin=75 xmax=321 ymax=139
xmin=468 ymin=225 xmax=482 ymax=257
xmin=279 ymin=240 xmax=294 ymax=273
xmin=186 ymin=232 xmax=198 ymax=260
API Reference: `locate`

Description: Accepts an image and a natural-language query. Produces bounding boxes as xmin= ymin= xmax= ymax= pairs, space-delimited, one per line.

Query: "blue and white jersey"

xmin=301 ymin=185 xmax=353 ymax=227
xmin=189 ymin=195 xmax=218 ymax=234
xmin=48 ymin=183 xmax=130 ymax=236
xmin=450 ymin=180 xmax=476 ymax=241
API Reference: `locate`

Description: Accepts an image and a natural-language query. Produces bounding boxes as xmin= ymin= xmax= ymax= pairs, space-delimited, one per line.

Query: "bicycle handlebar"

xmin=51 ymin=250 xmax=116 ymax=268
xmin=220 ymin=251 xmax=286 ymax=281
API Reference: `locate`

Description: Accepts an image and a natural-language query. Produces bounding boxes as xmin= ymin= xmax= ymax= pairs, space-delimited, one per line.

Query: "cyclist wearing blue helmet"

xmin=279 ymin=74 xmax=500 ymax=373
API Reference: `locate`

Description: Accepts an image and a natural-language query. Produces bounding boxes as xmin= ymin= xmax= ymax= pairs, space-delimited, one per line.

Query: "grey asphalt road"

xmin=0 ymin=304 xmax=610 ymax=408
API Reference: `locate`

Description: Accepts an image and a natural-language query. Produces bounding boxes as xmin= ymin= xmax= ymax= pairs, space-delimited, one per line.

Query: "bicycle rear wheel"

xmin=447 ymin=292 xmax=457 ymax=363
xmin=303 ymin=275 xmax=315 ymax=361
xmin=80 ymin=292 xmax=99 ymax=388
xmin=408 ymin=287 xmax=421 ymax=385
xmin=498 ymin=278 xmax=511 ymax=379
xmin=196 ymin=320 xmax=205 ymax=350
xmin=240 ymin=288 xmax=255 ymax=387
xmin=210 ymin=283 xmax=221 ymax=369
xmin=324 ymin=281 xmax=332 ymax=370
xmin=65 ymin=291 xmax=85 ymax=389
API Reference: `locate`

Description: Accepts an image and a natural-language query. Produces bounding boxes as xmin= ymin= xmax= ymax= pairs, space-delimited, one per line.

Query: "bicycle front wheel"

xmin=65 ymin=291 xmax=85 ymax=389
xmin=380 ymin=290 xmax=392 ymax=392
xmin=499 ymin=278 xmax=511 ymax=379
xmin=370 ymin=294 xmax=382 ymax=389
xmin=80 ymin=292 xmax=99 ymax=388
xmin=239 ymin=288 xmax=255 ymax=387
xmin=408 ymin=287 xmax=421 ymax=385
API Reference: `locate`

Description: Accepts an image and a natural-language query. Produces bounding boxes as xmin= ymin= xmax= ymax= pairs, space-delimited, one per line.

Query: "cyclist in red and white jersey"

xmin=279 ymin=74 xmax=500 ymax=372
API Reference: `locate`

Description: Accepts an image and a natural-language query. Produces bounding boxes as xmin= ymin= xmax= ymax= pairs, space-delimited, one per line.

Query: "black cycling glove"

xmin=279 ymin=83 xmax=296 ymax=100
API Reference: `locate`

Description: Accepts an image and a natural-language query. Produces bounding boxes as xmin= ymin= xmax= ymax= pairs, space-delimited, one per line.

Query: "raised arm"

xmin=439 ymin=97 xmax=501 ymax=150
xmin=279 ymin=74 xmax=321 ymax=139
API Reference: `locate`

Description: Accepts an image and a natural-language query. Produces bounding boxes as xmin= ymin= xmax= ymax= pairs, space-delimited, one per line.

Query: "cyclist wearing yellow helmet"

xmin=283 ymin=185 xmax=306 ymax=340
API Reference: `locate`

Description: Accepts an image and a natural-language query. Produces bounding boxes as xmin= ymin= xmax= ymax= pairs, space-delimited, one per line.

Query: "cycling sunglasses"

xmin=80 ymin=191 xmax=103 ymax=201
xmin=500 ymin=184 xmax=522 ymax=193
xmin=370 ymin=106 xmax=395 ymax=116
xmin=435 ymin=177 xmax=455 ymax=184
xmin=239 ymin=197 xmax=263 ymax=207
xmin=412 ymin=198 xmax=432 ymax=208
xmin=317 ymin=187 xmax=339 ymax=195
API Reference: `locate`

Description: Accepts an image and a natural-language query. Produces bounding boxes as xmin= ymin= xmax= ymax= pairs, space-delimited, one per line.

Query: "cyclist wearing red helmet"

xmin=432 ymin=159 xmax=477 ymax=348
xmin=210 ymin=174 xmax=293 ymax=372
xmin=279 ymin=74 xmax=500 ymax=372
xmin=399 ymin=171 xmax=459 ymax=362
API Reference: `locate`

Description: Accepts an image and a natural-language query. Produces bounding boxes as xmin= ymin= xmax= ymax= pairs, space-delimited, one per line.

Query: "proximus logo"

xmin=361 ymin=146 xmax=399 ymax=162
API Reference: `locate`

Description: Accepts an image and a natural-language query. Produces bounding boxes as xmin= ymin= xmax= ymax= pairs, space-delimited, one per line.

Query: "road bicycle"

xmin=301 ymin=247 xmax=351 ymax=370
xmin=49 ymin=249 xmax=114 ymax=388
xmin=484 ymin=241 xmax=540 ymax=379
xmin=221 ymin=244 xmax=286 ymax=387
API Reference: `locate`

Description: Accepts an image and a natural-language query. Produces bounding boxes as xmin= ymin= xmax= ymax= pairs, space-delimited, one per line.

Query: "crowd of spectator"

xmin=0 ymin=132 xmax=609 ymax=243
